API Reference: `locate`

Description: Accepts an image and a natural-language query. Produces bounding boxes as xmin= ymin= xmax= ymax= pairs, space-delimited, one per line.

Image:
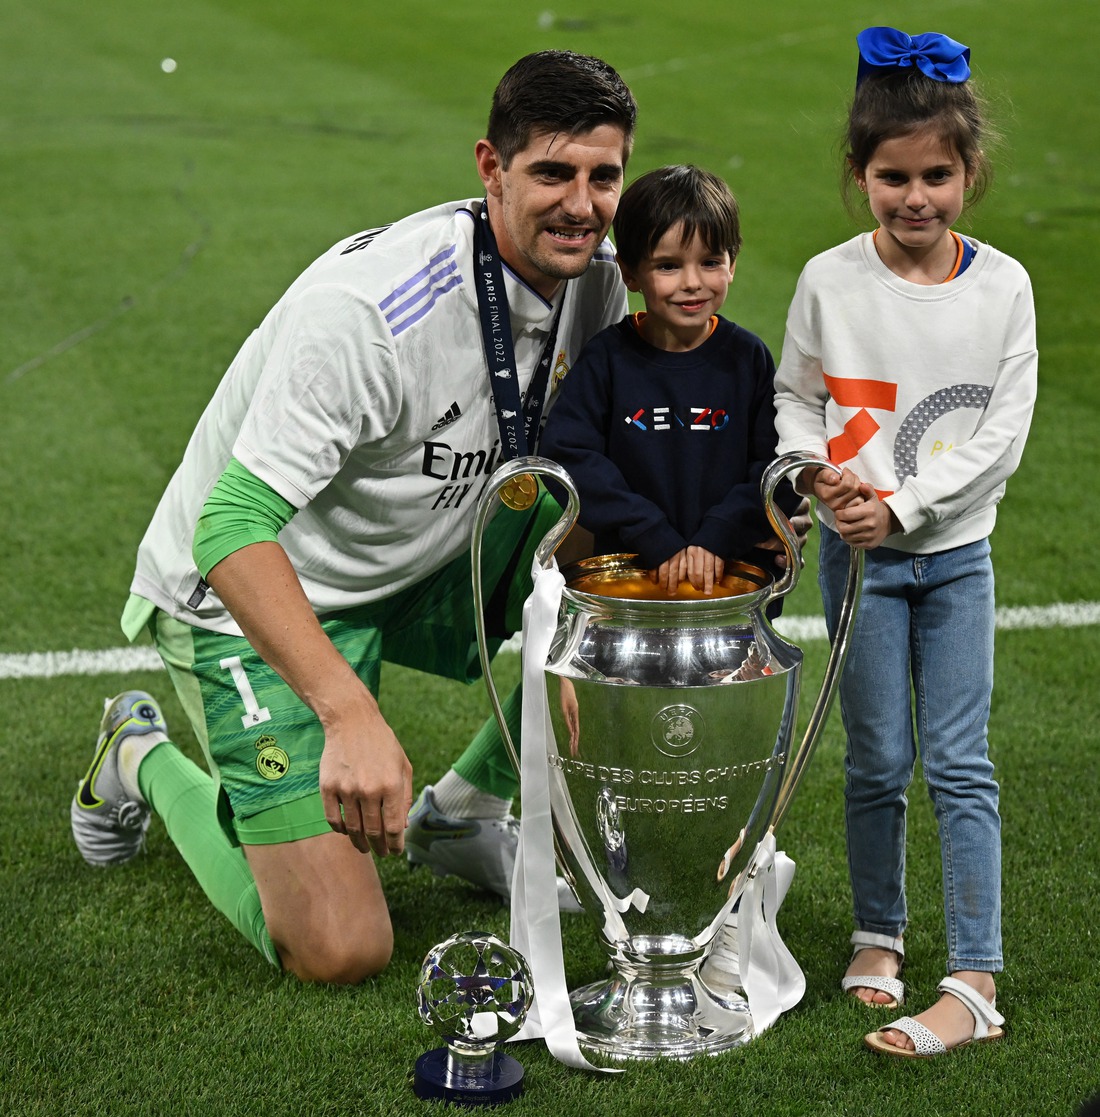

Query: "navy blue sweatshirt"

xmin=540 ymin=314 xmax=798 ymax=568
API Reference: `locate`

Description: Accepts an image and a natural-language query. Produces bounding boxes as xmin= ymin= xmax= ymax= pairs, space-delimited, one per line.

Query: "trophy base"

xmin=413 ymin=1048 xmax=524 ymax=1107
xmin=569 ymin=969 xmax=754 ymax=1060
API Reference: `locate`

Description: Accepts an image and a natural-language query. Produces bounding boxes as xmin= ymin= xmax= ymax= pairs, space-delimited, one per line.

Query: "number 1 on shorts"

xmin=220 ymin=656 xmax=273 ymax=728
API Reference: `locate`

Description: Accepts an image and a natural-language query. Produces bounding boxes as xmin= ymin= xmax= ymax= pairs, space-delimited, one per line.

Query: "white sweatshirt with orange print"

xmin=774 ymin=232 xmax=1037 ymax=555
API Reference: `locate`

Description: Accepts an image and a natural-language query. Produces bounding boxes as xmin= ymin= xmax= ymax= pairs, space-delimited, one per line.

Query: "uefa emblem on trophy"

xmin=413 ymin=931 xmax=534 ymax=1105
xmin=471 ymin=452 xmax=862 ymax=1061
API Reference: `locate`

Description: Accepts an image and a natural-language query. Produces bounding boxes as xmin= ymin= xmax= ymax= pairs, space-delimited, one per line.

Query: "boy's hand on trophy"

xmin=686 ymin=547 xmax=725 ymax=595
xmin=760 ymin=496 xmax=812 ymax=569
xmin=651 ymin=550 xmax=689 ymax=595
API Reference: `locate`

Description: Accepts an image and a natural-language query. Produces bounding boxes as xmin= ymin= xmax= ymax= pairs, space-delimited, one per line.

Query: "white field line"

xmin=3 ymin=601 xmax=1099 ymax=681
xmin=774 ymin=600 xmax=1100 ymax=643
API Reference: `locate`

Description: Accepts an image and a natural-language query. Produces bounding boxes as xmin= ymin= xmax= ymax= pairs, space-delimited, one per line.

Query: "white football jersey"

xmin=129 ymin=200 xmax=626 ymax=636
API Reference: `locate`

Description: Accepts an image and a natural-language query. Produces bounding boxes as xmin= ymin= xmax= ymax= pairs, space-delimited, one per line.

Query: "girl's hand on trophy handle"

xmin=835 ymin=485 xmax=900 ymax=549
xmin=812 ymin=466 xmax=864 ymax=511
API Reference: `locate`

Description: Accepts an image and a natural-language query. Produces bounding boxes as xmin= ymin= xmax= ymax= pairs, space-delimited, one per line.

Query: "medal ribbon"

xmin=471 ymin=201 xmax=563 ymax=461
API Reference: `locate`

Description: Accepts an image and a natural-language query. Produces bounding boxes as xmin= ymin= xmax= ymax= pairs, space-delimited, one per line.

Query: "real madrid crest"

xmin=255 ymin=734 xmax=290 ymax=780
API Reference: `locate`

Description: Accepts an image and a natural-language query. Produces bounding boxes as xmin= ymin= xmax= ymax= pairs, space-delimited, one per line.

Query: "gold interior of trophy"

xmin=563 ymin=554 xmax=771 ymax=602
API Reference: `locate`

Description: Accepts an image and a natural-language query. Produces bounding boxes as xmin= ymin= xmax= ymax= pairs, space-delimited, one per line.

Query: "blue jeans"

xmin=818 ymin=526 xmax=1002 ymax=974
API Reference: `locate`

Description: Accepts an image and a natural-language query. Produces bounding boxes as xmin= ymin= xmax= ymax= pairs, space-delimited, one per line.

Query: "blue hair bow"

xmin=856 ymin=26 xmax=971 ymax=86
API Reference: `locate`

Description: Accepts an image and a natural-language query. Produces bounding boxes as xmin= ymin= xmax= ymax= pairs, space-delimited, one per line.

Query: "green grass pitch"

xmin=2 ymin=0 xmax=1098 ymax=1114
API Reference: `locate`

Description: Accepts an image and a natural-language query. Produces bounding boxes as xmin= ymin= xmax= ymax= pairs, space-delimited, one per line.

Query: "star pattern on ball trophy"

xmin=414 ymin=931 xmax=534 ymax=1107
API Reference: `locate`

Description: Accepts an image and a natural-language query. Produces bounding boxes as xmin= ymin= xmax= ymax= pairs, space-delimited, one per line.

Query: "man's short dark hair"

xmin=613 ymin=165 xmax=743 ymax=270
xmin=487 ymin=51 xmax=637 ymax=167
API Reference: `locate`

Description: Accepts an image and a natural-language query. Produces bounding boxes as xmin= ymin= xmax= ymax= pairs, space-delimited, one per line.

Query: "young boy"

xmin=540 ymin=164 xmax=797 ymax=592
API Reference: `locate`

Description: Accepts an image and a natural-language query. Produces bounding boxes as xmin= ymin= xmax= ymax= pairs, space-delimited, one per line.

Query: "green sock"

xmin=138 ymin=742 xmax=279 ymax=967
xmin=451 ymin=682 xmax=521 ymax=800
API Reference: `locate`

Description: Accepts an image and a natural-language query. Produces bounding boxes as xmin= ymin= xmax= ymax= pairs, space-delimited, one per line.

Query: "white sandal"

xmin=840 ymin=930 xmax=905 ymax=1010
xmin=864 ymin=975 xmax=1005 ymax=1058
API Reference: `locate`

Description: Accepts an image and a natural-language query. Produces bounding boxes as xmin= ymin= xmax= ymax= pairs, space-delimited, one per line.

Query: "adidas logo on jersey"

xmin=431 ymin=401 xmax=462 ymax=430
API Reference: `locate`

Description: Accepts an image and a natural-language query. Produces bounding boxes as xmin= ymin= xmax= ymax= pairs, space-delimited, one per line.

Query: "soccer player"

xmin=71 ymin=51 xmax=637 ymax=983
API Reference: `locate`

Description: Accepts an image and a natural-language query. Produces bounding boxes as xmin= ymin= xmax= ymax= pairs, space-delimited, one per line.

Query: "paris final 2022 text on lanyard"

xmin=472 ymin=201 xmax=563 ymax=511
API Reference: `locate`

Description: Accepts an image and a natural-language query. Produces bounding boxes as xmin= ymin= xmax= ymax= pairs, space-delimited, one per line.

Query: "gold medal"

xmin=499 ymin=473 xmax=538 ymax=511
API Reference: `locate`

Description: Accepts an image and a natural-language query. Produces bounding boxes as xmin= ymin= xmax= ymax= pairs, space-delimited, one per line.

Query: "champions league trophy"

xmin=414 ymin=931 xmax=534 ymax=1106
xmin=471 ymin=453 xmax=862 ymax=1060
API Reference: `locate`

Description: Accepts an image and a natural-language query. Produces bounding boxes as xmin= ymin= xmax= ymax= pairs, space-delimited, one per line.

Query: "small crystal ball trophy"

xmin=414 ymin=931 xmax=534 ymax=1107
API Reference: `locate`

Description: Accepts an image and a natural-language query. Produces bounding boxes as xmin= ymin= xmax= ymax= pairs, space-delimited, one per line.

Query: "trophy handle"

xmin=471 ymin=456 xmax=580 ymax=779
xmin=761 ymin=451 xmax=864 ymax=833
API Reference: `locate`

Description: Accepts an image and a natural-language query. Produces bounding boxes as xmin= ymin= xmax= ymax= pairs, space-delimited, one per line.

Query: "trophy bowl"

xmin=542 ymin=555 xmax=795 ymax=1057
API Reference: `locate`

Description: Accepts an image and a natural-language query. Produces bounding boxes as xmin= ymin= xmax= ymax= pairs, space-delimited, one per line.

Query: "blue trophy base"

xmin=413 ymin=1047 xmax=525 ymax=1107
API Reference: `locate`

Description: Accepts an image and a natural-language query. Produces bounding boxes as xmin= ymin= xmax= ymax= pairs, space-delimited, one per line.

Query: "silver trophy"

xmin=472 ymin=453 xmax=862 ymax=1059
xmin=414 ymin=931 xmax=534 ymax=1105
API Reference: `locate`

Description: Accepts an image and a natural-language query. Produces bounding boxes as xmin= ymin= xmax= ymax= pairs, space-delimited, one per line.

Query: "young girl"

xmin=774 ymin=27 xmax=1037 ymax=1057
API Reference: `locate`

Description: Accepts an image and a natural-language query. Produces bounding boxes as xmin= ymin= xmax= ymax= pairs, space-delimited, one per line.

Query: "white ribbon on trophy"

xmin=508 ymin=559 xmax=618 ymax=1072
xmin=734 ymin=833 xmax=805 ymax=1034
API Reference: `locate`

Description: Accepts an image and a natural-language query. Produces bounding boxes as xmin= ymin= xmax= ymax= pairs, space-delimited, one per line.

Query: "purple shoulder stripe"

xmin=379 ymin=244 xmax=463 ymax=336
